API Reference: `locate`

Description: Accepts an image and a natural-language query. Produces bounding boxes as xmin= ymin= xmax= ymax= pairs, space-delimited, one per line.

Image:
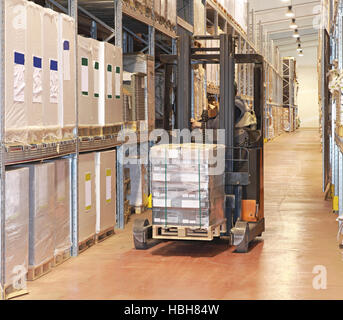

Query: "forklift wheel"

xmin=133 ymin=219 xmax=151 ymax=250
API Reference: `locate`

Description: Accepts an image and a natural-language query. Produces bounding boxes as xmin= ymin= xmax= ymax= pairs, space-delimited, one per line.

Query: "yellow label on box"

xmin=85 ymin=173 xmax=92 ymax=211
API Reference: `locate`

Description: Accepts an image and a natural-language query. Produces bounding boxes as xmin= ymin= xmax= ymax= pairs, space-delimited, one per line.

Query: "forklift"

xmin=133 ymin=34 xmax=265 ymax=253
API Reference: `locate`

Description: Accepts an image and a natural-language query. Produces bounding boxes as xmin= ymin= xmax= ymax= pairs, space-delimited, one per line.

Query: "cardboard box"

xmin=78 ymin=36 xmax=98 ymax=126
xmin=58 ymin=13 xmax=76 ymax=139
xmin=5 ymin=0 xmax=29 ymax=144
xmin=54 ymin=159 xmax=71 ymax=255
xmin=96 ymin=150 xmax=116 ymax=233
xmin=27 ymin=163 xmax=55 ymax=267
xmin=99 ymin=42 xmax=123 ymax=126
xmin=78 ymin=153 xmax=96 ymax=242
xmin=42 ymin=8 xmax=61 ymax=140
xmin=5 ymin=167 xmax=29 ymax=285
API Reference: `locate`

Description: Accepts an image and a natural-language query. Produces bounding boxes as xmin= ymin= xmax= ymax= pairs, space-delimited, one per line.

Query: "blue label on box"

xmin=14 ymin=52 xmax=25 ymax=65
xmin=63 ymin=40 xmax=70 ymax=51
xmin=33 ymin=56 xmax=42 ymax=69
xmin=50 ymin=60 xmax=58 ymax=71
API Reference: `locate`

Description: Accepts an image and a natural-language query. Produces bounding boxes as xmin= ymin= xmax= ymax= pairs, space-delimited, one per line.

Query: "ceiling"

xmin=248 ymin=0 xmax=321 ymax=53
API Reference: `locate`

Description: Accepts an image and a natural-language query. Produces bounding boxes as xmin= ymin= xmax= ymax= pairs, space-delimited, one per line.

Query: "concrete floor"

xmin=18 ymin=128 xmax=343 ymax=300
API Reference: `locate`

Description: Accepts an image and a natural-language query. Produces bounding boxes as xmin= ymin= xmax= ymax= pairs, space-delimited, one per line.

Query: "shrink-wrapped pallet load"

xmin=151 ymin=144 xmax=225 ymax=228
xmin=154 ymin=0 xmax=161 ymax=18
xmin=5 ymin=0 xmax=29 ymax=144
xmin=58 ymin=13 xmax=76 ymax=139
xmin=42 ymin=8 xmax=61 ymax=141
xmin=27 ymin=163 xmax=55 ymax=268
xmin=54 ymin=159 xmax=71 ymax=256
xmin=5 ymin=167 xmax=29 ymax=286
xmin=99 ymin=42 xmax=123 ymax=126
xmin=96 ymin=150 xmax=116 ymax=234
xmin=78 ymin=153 xmax=97 ymax=242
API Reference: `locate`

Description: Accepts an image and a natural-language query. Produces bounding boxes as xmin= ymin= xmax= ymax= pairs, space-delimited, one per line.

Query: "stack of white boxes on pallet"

xmin=151 ymin=144 xmax=225 ymax=228
xmin=5 ymin=0 xmax=76 ymax=144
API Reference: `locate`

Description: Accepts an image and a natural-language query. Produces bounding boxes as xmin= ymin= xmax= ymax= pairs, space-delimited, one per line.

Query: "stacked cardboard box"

xmin=78 ymin=153 xmax=97 ymax=243
xmin=96 ymin=150 xmax=116 ymax=234
xmin=151 ymin=144 xmax=225 ymax=228
xmin=54 ymin=159 xmax=71 ymax=256
xmin=27 ymin=163 xmax=55 ymax=268
xmin=125 ymin=157 xmax=149 ymax=209
xmin=5 ymin=167 xmax=30 ymax=286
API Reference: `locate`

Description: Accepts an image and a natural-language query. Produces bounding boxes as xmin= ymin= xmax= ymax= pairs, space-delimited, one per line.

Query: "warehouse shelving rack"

xmin=0 ymin=0 xmax=286 ymax=296
xmin=325 ymin=1 xmax=343 ymax=227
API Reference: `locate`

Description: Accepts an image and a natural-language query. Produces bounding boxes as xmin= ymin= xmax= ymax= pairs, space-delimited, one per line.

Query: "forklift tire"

xmin=133 ymin=219 xmax=151 ymax=250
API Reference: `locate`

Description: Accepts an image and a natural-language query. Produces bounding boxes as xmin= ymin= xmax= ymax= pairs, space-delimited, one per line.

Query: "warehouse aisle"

xmin=19 ymin=129 xmax=343 ymax=300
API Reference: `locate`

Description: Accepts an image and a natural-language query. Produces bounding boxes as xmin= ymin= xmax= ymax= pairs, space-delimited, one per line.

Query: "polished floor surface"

xmin=19 ymin=129 xmax=343 ymax=300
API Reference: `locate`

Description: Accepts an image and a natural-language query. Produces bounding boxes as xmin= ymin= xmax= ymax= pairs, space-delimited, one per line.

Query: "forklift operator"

xmin=190 ymin=82 xmax=257 ymax=146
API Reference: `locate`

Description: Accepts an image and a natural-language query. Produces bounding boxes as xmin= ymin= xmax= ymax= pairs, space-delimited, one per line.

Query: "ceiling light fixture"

xmin=293 ymin=29 xmax=300 ymax=38
xmin=286 ymin=5 xmax=295 ymax=18
xmin=296 ymin=37 xmax=301 ymax=44
xmin=298 ymin=50 xmax=304 ymax=57
xmin=290 ymin=18 xmax=298 ymax=29
xmin=297 ymin=44 xmax=302 ymax=52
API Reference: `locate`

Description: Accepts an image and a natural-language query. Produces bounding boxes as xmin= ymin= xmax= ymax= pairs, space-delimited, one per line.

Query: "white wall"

xmin=281 ymin=46 xmax=319 ymax=128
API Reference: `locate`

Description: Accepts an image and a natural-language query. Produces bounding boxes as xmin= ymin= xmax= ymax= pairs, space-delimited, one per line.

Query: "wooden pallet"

xmin=96 ymin=227 xmax=115 ymax=243
xmin=78 ymin=235 xmax=96 ymax=254
xmin=28 ymin=258 xmax=54 ymax=281
xmin=52 ymin=249 xmax=71 ymax=267
xmin=1 ymin=283 xmax=29 ymax=300
xmin=152 ymin=220 xmax=227 ymax=241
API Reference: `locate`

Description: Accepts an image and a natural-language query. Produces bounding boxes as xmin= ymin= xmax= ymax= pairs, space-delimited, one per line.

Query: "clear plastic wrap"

xmin=58 ymin=13 xmax=76 ymax=140
xmin=154 ymin=0 xmax=161 ymax=16
xmin=78 ymin=36 xmax=98 ymax=126
xmin=5 ymin=0 xmax=29 ymax=144
xmin=151 ymin=144 xmax=225 ymax=228
xmin=5 ymin=167 xmax=29 ymax=285
xmin=194 ymin=0 xmax=205 ymax=36
xmin=78 ymin=153 xmax=97 ymax=242
xmin=42 ymin=8 xmax=62 ymax=141
xmin=125 ymin=158 xmax=149 ymax=207
xmin=99 ymin=42 xmax=123 ymax=126
xmin=27 ymin=163 xmax=55 ymax=267
xmin=26 ymin=1 xmax=44 ymax=143
xmin=54 ymin=159 xmax=71 ymax=255
xmin=96 ymin=150 xmax=116 ymax=234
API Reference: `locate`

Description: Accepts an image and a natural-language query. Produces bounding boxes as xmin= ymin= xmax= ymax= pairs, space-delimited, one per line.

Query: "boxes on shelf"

xmin=123 ymin=54 xmax=155 ymax=133
xmin=166 ymin=0 xmax=177 ymax=27
xmin=58 ymin=13 xmax=76 ymax=140
xmin=125 ymin=157 xmax=149 ymax=210
xmin=5 ymin=0 xmax=76 ymax=144
xmin=78 ymin=153 xmax=97 ymax=243
xmin=99 ymin=42 xmax=123 ymax=127
xmin=5 ymin=0 xmax=29 ymax=144
xmin=5 ymin=167 xmax=29 ymax=286
xmin=42 ymin=8 xmax=61 ymax=141
xmin=27 ymin=163 xmax=55 ymax=269
xmin=78 ymin=36 xmax=99 ymax=134
xmin=54 ymin=159 xmax=71 ymax=257
xmin=151 ymin=144 xmax=225 ymax=228
xmin=96 ymin=150 xmax=116 ymax=234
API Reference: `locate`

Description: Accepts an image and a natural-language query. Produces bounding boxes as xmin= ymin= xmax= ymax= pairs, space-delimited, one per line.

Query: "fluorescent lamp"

xmin=293 ymin=29 xmax=300 ymax=38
